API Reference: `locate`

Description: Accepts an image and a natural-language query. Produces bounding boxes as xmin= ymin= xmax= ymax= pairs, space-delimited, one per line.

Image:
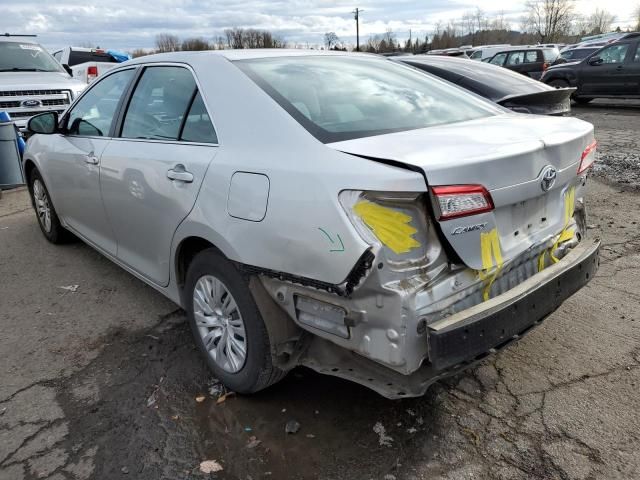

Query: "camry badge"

xmin=451 ymin=222 xmax=488 ymax=235
xmin=540 ymin=165 xmax=557 ymax=192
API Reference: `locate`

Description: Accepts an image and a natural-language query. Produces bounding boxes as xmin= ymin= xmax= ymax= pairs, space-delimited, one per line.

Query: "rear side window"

xmin=507 ymin=51 xmax=525 ymax=65
xmin=68 ymin=51 xmax=119 ymax=66
xmin=525 ymin=51 xmax=538 ymax=63
xmin=180 ymin=92 xmax=218 ymax=143
xmin=490 ymin=53 xmax=507 ymax=65
xmin=121 ymin=66 xmax=196 ymax=140
xmin=237 ymin=56 xmax=498 ymax=143
xmin=542 ymin=48 xmax=559 ymax=62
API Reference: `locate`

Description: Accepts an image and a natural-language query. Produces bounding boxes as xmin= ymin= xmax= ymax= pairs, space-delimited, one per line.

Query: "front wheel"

xmin=185 ymin=249 xmax=286 ymax=394
xmin=29 ymin=170 xmax=73 ymax=244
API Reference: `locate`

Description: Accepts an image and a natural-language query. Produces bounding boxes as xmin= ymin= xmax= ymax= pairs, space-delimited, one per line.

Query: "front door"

xmin=99 ymin=66 xmax=218 ymax=286
xmin=46 ymin=68 xmax=135 ymax=255
xmin=580 ymin=43 xmax=631 ymax=95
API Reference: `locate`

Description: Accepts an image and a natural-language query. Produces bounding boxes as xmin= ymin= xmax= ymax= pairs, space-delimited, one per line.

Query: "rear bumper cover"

xmin=427 ymin=239 xmax=600 ymax=371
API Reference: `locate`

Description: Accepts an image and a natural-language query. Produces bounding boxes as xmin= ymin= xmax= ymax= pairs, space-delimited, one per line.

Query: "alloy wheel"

xmin=32 ymin=179 xmax=52 ymax=233
xmin=193 ymin=275 xmax=247 ymax=373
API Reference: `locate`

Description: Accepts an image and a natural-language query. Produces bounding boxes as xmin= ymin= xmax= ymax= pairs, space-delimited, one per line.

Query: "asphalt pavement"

xmin=1 ymin=102 xmax=639 ymax=480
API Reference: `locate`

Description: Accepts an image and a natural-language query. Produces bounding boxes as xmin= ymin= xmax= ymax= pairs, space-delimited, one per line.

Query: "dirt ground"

xmin=1 ymin=101 xmax=639 ymax=480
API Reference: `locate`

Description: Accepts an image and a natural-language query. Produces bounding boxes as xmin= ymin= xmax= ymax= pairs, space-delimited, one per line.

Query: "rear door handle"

xmin=167 ymin=164 xmax=194 ymax=183
xmin=85 ymin=153 xmax=99 ymax=165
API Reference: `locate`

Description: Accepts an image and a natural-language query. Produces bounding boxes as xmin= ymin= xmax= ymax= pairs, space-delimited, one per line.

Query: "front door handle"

xmin=167 ymin=164 xmax=194 ymax=183
xmin=616 ymin=65 xmax=624 ymax=71
xmin=85 ymin=153 xmax=99 ymax=165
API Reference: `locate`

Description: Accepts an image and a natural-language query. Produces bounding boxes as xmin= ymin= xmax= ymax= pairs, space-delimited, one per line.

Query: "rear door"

xmin=580 ymin=42 xmax=632 ymax=95
xmin=99 ymin=65 xmax=218 ymax=286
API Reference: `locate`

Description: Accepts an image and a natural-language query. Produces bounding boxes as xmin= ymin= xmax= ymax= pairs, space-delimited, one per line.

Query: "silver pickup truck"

xmin=0 ymin=35 xmax=85 ymax=131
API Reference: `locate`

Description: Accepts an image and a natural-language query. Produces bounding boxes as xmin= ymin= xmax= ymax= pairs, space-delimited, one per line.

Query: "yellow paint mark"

xmin=539 ymin=186 xmax=576 ymax=270
xmin=353 ymin=201 xmax=421 ymax=254
xmin=478 ymin=228 xmax=503 ymax=301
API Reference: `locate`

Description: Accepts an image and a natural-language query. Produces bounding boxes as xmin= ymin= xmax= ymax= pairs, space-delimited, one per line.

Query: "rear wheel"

xmin=185 ymin=248 xmax=286 ymax=394
xmin=29 ymin=170 xmax=73 ymax=244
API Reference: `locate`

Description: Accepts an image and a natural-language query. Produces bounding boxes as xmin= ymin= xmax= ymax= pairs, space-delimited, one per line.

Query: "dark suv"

xmin=541 ymin=33 xmax=640 ymax=103
xmin=487 ymin=47 xmax=560 ymax=80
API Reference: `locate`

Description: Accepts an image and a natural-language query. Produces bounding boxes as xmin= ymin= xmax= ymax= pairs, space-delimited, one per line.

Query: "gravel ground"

xmin=1 ymin=102 xmax=639 ymax=480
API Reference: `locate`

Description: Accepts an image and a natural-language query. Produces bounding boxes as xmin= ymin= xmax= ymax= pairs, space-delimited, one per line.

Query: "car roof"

xmin=125 ymin=48 xmax=372 ymax=65
xmin=0 ymin=35 xmax=39 ymax=43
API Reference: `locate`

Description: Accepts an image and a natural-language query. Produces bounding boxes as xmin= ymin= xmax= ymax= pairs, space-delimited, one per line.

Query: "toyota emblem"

xmin=540 ymin=165 xmax=557 ymax=192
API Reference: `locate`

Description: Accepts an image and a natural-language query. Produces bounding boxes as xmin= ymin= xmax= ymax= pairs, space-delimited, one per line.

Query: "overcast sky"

xmin=0 ymin=0 xmax=635 ymax=51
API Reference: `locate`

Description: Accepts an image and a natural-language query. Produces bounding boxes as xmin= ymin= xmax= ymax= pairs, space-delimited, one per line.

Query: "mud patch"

xmin=53 ymin=311 xmax=454 ymax=479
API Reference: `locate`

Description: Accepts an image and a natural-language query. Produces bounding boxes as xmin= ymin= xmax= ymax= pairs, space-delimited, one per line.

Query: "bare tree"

xmin=636 ymin=4 xmax=640 ymax=31
xmin=223 ymin=28 xmax=286 ymax=49
xmin=155 ymin=33 xmax=181 ymax=53
xmin=181 ymin=37 xmax=210 ymax=51
xmin=523 ymin=0 xmax=575 ymax=42
xmin=130 ymin=48 xmax=150 ymax=58
xmin=324 ymin=32 xmax=339 ymax=49
xmin=587 ymin=9 xmax=615 ymax=34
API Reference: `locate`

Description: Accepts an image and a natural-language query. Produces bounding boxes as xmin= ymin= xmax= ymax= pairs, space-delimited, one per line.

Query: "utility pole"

xmin=353 ymin=8 xmax=363 ymax=51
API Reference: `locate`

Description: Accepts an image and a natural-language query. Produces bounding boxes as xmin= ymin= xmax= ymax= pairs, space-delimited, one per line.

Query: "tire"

xmin=548 ymin=79 xmax=570 ymax=89
xmin=28 ymin=169 xmax=74 ymax=244
xmin=573 ymin=97 xmax=594 ymax=105
xmin=185 ymin=248 xmax=286 ymax=394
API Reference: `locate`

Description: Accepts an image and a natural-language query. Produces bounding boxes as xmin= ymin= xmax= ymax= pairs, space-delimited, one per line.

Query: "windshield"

xmin=237 ymin=56 xmax=498 ymax=143
xmin=0 ymin=41 xmax=65 ymax=73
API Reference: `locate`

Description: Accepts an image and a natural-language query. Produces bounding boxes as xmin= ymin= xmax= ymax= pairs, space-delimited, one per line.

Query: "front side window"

xmin=237 ymin=56 xmax=498 ymax=143
xmin=597 ymin=44 xmax=629 ymax=64
xmin=633 ymin=45 xmax=640 ymax=62
xmin=66 ymin=69 xmax=134 ymax=136
xmin=121 ymin=66 xmax=196 ymax=140
xmin=490 ymin=53 xmax=507 ymax=65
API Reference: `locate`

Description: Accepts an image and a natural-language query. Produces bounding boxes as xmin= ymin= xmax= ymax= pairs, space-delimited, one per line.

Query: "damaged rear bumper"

xmin=293 ymin=238 xmax=599 ymax=399
xmin=427 ymin=238 xmax=600 ymax=371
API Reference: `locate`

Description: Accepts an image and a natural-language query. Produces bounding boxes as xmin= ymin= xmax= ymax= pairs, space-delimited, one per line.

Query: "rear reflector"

xmin=431 ymin=185 xmax=494 ymax=221
xmin=577 ymin=140 xmax=597 ymax=174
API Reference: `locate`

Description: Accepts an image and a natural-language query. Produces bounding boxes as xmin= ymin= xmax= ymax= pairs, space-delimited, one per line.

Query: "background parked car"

xmin=0 ymin=34 xmax=85 ymax=132
xmin=541 ymin=33 xmax=640 ymax=103
xmin=394 ymin=55 xmax=574 ymax=115
xmin=52 ymin=47 xmax=130 ymax=84
xmin=487 ymin=47 xmax=560 ymax=79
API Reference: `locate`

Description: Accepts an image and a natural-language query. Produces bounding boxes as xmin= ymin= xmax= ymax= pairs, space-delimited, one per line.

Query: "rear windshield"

xmin=236 ymin=56 xmax=498 ymax=143
xmin=0 ymin=41 xmax=64 ymax=73
xmin=68 ymin=50 xmax=119 ymax=66
xmin=542 ymin=48 xmax=560 ymax=62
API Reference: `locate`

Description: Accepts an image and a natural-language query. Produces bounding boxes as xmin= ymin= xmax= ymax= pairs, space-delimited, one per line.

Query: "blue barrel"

xmin=0 ymin=111 xmax=26 ymax=156
xmin=0 ymin=112 xmax=25 ymax=188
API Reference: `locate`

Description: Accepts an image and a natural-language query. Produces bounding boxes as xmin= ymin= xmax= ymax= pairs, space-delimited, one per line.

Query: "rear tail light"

xmin=577 ymin=140 xmax=597 ymax=174
xmin=431 ymin=185 xmax=494 ymax=221
xmin=87 ymin=65 xmax=98 ymax=83
xmin=543 ymin=62 xmax=549 ymax=71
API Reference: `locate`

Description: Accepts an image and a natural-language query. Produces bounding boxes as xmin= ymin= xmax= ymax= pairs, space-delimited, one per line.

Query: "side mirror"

xmin=62 ymin=63 xmax=73 ymax=76
xmin=588 ymin=56 xmax=603 ymax=66
xmin=27 ymin=112 xmax=59 ymax=135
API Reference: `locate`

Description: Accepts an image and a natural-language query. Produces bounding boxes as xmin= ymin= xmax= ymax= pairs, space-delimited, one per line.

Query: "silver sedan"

xmin=23 ymin=50 xmax=599 ymax=398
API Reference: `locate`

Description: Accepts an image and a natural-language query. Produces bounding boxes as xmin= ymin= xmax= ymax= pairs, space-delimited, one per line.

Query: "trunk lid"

xmin=329 ymin=114 xmax=594 ymax=270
